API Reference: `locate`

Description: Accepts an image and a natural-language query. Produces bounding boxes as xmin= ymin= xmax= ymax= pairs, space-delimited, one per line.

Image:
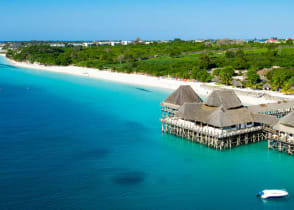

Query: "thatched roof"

xmin=279 ymin=112 xmax=294 ymax=127
xmin=161 ymin=85 xmax=202 ymax=109
xmin=248 ymin=100 xmax=294 ymax=114
xmin=232 ymin=80 xmax=242 ymax=87
xmin=273 ymin=123 xmax=294 ymax=134
xmin=263 ymin=83 xmax=271 ymax=89
xmin=207 ymin=106 xmax=253 ymax=127
xmin=204 ymin=89 xmax=242 ymax=110
xmin=273 ymin=112 xmax=294 ymax=133
xmin=175 ymin=103 xmax=254 ymax=127
xmin=251 ymin=113 xmax=278 ymax=126
xmin=175 ymin=103 xmax=211 ymax=122
xmin=257 ymin=68 xmax=271 ymax=79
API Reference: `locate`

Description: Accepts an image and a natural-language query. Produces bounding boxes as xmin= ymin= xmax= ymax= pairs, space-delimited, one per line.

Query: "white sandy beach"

xmin=2 ymin=54 xmax=294 ymax=105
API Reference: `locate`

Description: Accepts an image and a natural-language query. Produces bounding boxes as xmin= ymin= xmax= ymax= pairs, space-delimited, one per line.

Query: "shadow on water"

xmin=112 ymin=171 xmax=146 ymax=186
xmin=258 ymin=196 xmax=291 ymax=208
xmin=135 ymin=87 xmax=152 ymax=93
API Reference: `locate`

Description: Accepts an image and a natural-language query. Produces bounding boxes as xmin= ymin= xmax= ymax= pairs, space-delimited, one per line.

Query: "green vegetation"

xmin=266 ymin=68 xmax=294 ymax=90
xmin=6 ymin=40 xmax=294 ymax=91
xmin=247 ymin=69 xmax=260 ymax=88
xmin=191 ymin=66 xmax=212 ymax=82
xmin=218 ymin=67 xmax=235 ymax=85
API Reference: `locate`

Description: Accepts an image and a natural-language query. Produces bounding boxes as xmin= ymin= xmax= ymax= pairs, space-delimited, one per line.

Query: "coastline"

xmin=1 ymin=54 xmax=293 ymax=105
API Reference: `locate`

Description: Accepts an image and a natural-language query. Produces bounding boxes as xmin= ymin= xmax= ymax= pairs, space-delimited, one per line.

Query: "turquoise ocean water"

xmin=0 ymin=56 xmax=294 ymax=210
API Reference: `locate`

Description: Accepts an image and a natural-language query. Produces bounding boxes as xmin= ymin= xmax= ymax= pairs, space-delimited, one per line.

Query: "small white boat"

xmin=257 ymin=189 xmax=288 ymax=199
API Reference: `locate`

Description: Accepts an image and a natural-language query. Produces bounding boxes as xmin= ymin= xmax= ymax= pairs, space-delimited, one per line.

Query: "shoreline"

xmin=1 ymin=54 xmax=294 ymax=105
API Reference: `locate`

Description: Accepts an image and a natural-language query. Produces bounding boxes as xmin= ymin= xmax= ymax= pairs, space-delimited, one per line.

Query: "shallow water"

xmin=0 ymin=56 xmax=294 ymax=210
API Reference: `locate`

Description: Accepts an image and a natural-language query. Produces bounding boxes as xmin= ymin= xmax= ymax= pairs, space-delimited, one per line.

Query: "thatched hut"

xmin=175 ymin=89 xmax=278 ymax=129
xmin=251 ymin=113 xmax=278 ymax=127
xmin=248 ymin=100 xmax=294 ymax=118
xmin=232 ymin=80 xmax=243 ymax=88
xmin=268 ymin=111 xmax=294 ymax=155
xmin=273 ymin=112 xmax=294 ymax=134
xmin=263 ymin=83 xmax=271 ymax=90
xmin=161 ymin=85 xmax=202 ymax=109
xmin=175 ymin=89 xmax=257 ymax=130
xmin=204 ymin=89 xmax=242 ymax=109
xmin=257 ymin=68 xmax=271 ymax=80
xmin=161 ymin=86 xmax=279 ymax=149
xmin=176 ymin=103 xmax=254 ymax=129
xmin=161 ymin=85 xmax=202 ymax=117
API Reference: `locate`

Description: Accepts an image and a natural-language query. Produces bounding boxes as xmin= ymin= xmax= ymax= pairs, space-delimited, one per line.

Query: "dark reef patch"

xmin=112 ymin=171 xmax=146 ymax=185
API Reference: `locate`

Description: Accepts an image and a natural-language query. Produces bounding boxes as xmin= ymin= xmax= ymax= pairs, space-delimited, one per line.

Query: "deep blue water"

xmin=1 ymin=56 xmax=294 ymax=210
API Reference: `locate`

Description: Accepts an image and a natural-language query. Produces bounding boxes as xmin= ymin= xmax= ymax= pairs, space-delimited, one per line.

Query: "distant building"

xmin=266 ymin=38 xmax=280 ymax=44
xmin=234 ymin=39 xmax=246 ymax=45
xmin=254 ymin=39 xmax=266 ymax=43
xmin=257 ymin=68 xmax=271 ymax=81
xmin=157 ymin=40 xmax=169 ymax=43
xmin=82 ymin=42 xmax=94 ymax=47
xmin=110 ymin=41 xmax=120 ymax=46
xmin=72 ymin=43 xmax=83 ymax=47
xmin=121 ymin=41 xmax=129 ymax=45
xmin=50 ymin=43 xmax=65 ymax=47
xmin=97 ymin=42 xmax=108 ymax=45
xmin=9 ymin=42 xmax=22 ymax=49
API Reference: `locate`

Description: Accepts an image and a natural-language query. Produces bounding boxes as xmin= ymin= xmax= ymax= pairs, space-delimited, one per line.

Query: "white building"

xmin=72 ymin=43 xmax=83 ymax=47
xmin=110 ymin=41 xmax=120 ymax=46
xmin=82 ymin=42 xmax=94 ymax=47
xmin=50 ymin=43 xmax=65 ymax=47
xmin=97 ymin=41 xmax=111 ymax=45
xmin=121 ymin=41 xmax=129 ymax=45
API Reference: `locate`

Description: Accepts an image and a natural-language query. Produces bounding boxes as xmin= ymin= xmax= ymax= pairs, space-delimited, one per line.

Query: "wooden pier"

xmin=161 ymin=107 xmax=177 ymax=118
xmin=266 ymin=128 xmax=294 ymax=155
xmin=161 ymin=118 xmax=266 ymax=150
xmin=160 ymin=85 xmax=294 ymax=154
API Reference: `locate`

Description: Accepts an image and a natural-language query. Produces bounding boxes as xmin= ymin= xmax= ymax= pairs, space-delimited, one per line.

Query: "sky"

xmin=1 ymin=0 xmax=294 ymax=41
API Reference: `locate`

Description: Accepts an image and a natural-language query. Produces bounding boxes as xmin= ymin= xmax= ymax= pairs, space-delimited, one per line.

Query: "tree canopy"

xmin=6 ymin=40 xmax=294 ymax=91
xmin=219 ymin=67 xmax=235 ymax=85
xmin=247 ymin=69 xmax=260 ymax=87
